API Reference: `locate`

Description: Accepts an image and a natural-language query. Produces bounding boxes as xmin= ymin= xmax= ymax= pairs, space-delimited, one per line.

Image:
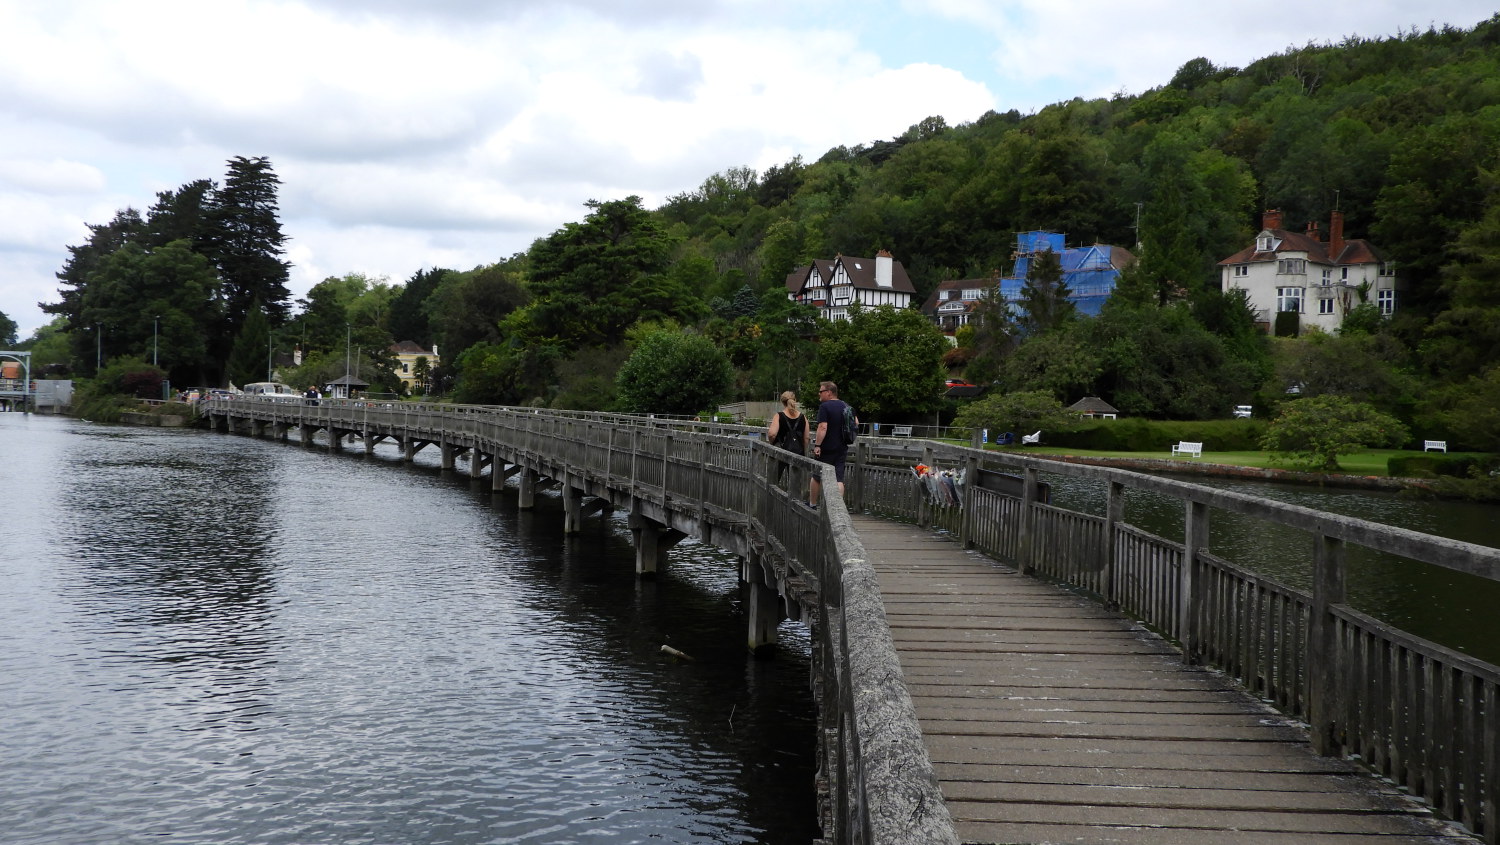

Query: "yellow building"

xmin=389 ymin=341 xmax=439 ymax=394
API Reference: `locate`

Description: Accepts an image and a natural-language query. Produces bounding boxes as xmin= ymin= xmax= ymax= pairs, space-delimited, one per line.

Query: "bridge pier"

xmin=299 ymin=423 xmax=317 ymax=446
xmin=469 ymin=450 xmax=489 ymax=479
xmin=562 ymin=477 xmax=581 ymax=532
xmin=273 ymin=422 xmax=289 ymax=442
xmin=440 ymin=442 xmax=458 ymax=470
xmin=629 ymin=508 xmax=686 ymax=576
xmin=742 ymin=554 xmax=782 ymax=651
xmin=492 ymin=462 xmax=521 ymax=492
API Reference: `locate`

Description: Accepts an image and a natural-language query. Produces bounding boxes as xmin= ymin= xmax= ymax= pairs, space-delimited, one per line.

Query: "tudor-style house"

xmin=1218 ymin=209 xmax=1401 ymax=334
xmin=785 ymin=250 xmax=916 ymax=320
xmin=921 ymin=231 xmax=1135 ymax=334
xmin=389 ymin=340 xmax=439 ymax=394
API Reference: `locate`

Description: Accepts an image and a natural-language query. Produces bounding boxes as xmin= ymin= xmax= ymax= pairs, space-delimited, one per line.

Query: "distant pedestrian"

xmin=810 ymin=381 xmax=856 ymax=507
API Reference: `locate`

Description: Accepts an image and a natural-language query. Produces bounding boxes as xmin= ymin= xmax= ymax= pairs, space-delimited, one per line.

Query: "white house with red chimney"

xmin=785 ymin=250 xmax=916 ymax=321
xmin=1218 ymin=209 xmax=1402 ymax=334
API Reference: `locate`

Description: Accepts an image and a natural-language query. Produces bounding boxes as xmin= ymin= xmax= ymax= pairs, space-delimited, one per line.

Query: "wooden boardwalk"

xmin=853 ymin=515 xmax=1481 ymax=845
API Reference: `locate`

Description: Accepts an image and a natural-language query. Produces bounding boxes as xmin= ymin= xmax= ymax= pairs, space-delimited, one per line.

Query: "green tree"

xmin=0 ymin=310 xmax=16 ymax=347
xmin=426 ymin=262 xmax=529 ymax=365
xmin=389 ymin=267 xmax=451 ymax=347
xmin=227 ymin=302 xmax=271 ymax=387
xmin=1413 ymin=364 xmax=1500 ymax=452
xmin=526 ymin=197 xmax=683 ymax=347
xmin=203 ymin=156 xmax=291 ymax=350
xmin=76 ymin=239 xmax=218 ymax=383
xmin=1016 ymin=249 xmax=1075 ymax=336
xmin=953 ymin=390 xmax=1072 ymax=439
xmin=1261 ymin=394 xmax=1410 ymax=471
xmin=806 ymin=305 xmax=947 ymax=420
xmin=615 ymin=329 xmax=733 ymax=415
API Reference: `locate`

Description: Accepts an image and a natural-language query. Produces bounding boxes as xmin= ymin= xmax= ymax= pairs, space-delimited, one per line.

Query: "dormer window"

xmin=1257 ymin=234 xmax=1274 ymax=251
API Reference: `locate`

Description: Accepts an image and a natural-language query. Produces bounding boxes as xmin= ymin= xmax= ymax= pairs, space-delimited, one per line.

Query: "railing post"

xmin=917 ymin=444 xmax=935 ymax=529
xmin=1180 ymin=500 xmax=1209 ymax=664
xmin=959 ymin=450 xmax=980 ymax=549
xmin=1103 ymin=480 xmax=1124 ymax=606
xmin=1309 ymin=532 xmax=1347 ymax=755
xmin=1017 ymin=465 xmax=1037 ymax=575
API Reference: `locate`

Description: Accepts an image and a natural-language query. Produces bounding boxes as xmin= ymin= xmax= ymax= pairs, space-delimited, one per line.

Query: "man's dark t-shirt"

xmin=815 ymin=399 xmax=850 ymax=455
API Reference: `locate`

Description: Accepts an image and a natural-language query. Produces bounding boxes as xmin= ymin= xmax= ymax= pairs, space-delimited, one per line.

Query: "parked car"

xmin=945 ymin=378 xmax=975 ymax=388
xmin=1233 ymin=405 xmax=1253 ymax=418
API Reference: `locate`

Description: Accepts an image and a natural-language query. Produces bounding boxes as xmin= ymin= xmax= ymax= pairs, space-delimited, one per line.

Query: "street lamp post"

xmin=95 ymin=324 xmax=101 ymax=371
xmin=153 ymin=315 xmax=159 ymax=367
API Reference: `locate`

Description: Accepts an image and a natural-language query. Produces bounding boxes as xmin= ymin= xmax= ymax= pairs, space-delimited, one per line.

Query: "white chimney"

xmin=875 ymin=249 xmax=893 ymax=288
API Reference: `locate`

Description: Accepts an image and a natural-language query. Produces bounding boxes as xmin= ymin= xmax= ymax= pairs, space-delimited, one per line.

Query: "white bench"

xmin=1172 ymin=441 xmax=1203 ymax=458
xmin=1424 ymin=440 xmax=1447 ymax=453
xmin=891 ymin=425 xmax=913 ymax=436
xmin=1021 ymin=430 xmax=1041 ymax=445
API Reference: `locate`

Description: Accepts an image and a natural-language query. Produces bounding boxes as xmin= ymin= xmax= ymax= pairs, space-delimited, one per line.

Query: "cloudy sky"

xmin=1 ymin=0 xmax=1494 ymax=339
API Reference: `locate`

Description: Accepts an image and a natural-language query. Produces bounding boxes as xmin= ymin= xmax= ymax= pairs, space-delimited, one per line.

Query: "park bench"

xmin=1021 ymin=431 xmax=1042 ymax=445
xmin=1424 ymin=440 xmax=1448 ymax=452
xmin=891 ymin=425 xmax=913 ymax=436
xmin=1172 ymin=441 xmax=1204 ymax=458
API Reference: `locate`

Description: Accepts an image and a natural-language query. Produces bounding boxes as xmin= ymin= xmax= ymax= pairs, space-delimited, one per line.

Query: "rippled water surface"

xmin=0 ymin=414 xmax=818 ymax=844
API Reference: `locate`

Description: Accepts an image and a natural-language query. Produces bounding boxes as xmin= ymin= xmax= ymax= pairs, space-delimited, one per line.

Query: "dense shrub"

xmin=1387 ymin=454 xmax=1486 ymax=478
xmin=1047 ymin=418 xmax=1268 ymax=451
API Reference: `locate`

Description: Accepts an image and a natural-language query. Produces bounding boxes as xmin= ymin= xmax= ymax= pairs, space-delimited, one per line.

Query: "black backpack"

xmin=842 ymin=405 xmax=857 ymax=443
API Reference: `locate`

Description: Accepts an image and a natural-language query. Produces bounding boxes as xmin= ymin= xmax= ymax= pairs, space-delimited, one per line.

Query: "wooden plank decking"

xmin=852 ymin=515 xmax=1481 ymax=845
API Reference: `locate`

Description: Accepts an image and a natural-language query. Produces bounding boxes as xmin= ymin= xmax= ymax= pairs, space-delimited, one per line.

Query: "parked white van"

xmin=1233 ymin=405 xmax=1253 ymax=419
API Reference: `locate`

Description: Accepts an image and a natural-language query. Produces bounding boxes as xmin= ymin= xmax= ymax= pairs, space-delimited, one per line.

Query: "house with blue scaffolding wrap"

xmin=921 ymin=230 xmax=1136 ymax=333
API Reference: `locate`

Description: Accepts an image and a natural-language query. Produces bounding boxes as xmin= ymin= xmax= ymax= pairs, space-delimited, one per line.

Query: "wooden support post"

xmin=1017 ymin=466 xmax=1038 ymax=574
xmin=1103 ymin=480 xmax=1125 ymax=605
xmin=518 ymin=467 xmax=537 ymax=510
xmin=1180 ymin=500 xmax=1209 ymax=664
xmin=363 ymin=433 xmax=376 ymax=455
xmin=1309 ymin=532 xmax=1347 ymax=755
xmin=299 ymin=423 xmax=316 ymax=446
xmin=917 ymin=444 xmax=935 ymax=529
xmin=743 ymin=555 xmax=782 ymax=652
xmin=328 ymin=428 xmax=343 ymax=452
xmin=959 ymin=451 xmax=980 ymax=549
xmin=469 ymin=449 xmax=484 ymax=478
xmin=440 ymin=443 xmax=456 ymax=470
xmin=562 ymin=477 xmax=582 ymax=533
xmin=628 ymin=507 xmax=685 ymax=577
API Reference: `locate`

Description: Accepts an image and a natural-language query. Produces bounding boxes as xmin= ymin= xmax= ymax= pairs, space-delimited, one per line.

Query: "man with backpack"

xmin=809 ymin=380 xmax=856 ymax=508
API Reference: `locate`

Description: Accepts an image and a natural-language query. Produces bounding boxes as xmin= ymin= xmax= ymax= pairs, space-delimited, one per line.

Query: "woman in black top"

xmin=767 ymin=390 xmax=807 ymax=454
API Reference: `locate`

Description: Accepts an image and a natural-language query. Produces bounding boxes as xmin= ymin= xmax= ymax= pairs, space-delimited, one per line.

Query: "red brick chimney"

xmin=1305 ymin=220 xmax=1321 ymax=241
xmin=1329 ymin=210 xmax=1345 ymax=258
xmin=1262 ymin=209 xmax=1283 ymax=231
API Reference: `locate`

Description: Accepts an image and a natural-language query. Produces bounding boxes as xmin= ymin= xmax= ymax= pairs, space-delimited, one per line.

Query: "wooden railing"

xmin=203 ymin=397 xmax=959 ymax=845
xmin=850 ymin=437 xmax=1500 ymax=843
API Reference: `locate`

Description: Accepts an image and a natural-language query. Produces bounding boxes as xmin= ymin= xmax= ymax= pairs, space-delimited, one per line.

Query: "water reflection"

xmin=0 ymin=415 xmax=817 ymax=845
xmin=1039 ymin=469 xmax=1500 ymax=665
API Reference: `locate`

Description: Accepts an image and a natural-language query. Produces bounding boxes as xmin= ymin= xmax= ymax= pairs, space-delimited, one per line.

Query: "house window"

xmin=1378 ymin=289 xmax=1395 ymax=314
xmin=1318 ymin=297 xmax=1335 ymax=315
xmin=961 ymin=288 xmax=980 ymax=300
xmin=1381 ymin=261 xmax=1396 ymax=277
xmin=1321 ymin=269 xmax=1332 ymax=285
xmin=1277 ymin=287 xmax=1304 ymax=313
xmin=1277 ymin=258 xmax=1306 ymax=275
xmin=947 ymin=290 xmax=959 ymax=300
xmin=1341 ymin=267 xmax=1349 ymax=281
xmin=1257 ymin=235 xmax=1274 ymax=251
xmin=1233 ymin=265 xmax=1249 ymax=277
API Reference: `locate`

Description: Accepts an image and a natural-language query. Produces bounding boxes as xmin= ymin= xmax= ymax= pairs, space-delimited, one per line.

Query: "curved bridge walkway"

xmin=857 ymin=516 xmax=1479 ymax=845
xmin=201 ymin=399 xmax=1498 ymax=845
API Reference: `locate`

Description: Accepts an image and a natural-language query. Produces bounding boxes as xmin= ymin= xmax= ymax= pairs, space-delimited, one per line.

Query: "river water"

xmin=0 ymin=414 xmax=819 ymax=845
